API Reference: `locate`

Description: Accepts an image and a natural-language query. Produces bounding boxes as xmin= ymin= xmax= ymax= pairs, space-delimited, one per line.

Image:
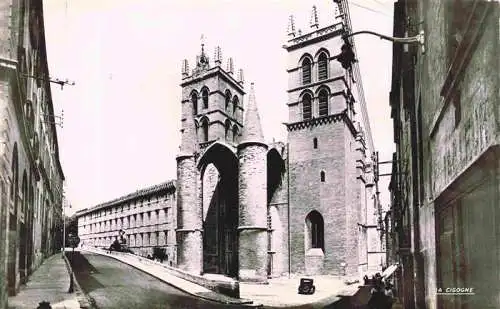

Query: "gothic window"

xmin=191 ymin=92 xmax=198 ymax=115
xmin=202 ymin=88 xmax=209 ymax=109
xmin=302 ymin=93 xmax=312 ymax=120
xmin=302 ymin=58 xmax=312 ymax=84
xmin=318 ymin=52 xmax=328 ymax=80
xmin=318 ymin=89 xmax=329 ymax=117
xmin=225 ymin=90 xmax=232 ymax=110
xmin=313 ymin=138 xmax=318 ymax=149
xmin=225 ymin=119 xmax=231 ymax=141
xmin=201 ymin=118 xmax=209 ymax=142
xmin=306 ymin=211 xmax=325 ymax=251
xmin=320 ymin=171 xmax=325 ymax=182
xmin=232 ymin=96 xmax=239 ymax=115
xmin=232 ymin=125 xmax=239 ymax=143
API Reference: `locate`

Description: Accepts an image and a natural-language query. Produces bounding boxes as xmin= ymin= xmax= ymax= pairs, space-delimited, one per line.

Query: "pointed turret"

xmin=240 ymin=83 xmax=264 ymax=144
xmin=178 ymin=101 xmax=198 ymax=155
xmin=237 ymin=82 xmax=268 ymax=283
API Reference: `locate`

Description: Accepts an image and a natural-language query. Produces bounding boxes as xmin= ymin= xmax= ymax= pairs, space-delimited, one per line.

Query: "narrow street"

xmin=68 ymin=252 xmax=250 ymax=309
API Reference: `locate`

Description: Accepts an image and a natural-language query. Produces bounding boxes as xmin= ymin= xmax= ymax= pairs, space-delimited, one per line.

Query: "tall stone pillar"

xmin=175 ymin=155 xmax=203 ymax=274
xmin=237 ymin=83 xmax=268 ymax=283
xmin=175 ymin=93 xmax=203 ymax=274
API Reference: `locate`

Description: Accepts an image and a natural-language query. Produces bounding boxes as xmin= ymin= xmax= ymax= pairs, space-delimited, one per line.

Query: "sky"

xmin=42 ymin=0 xmax=395 ymax=215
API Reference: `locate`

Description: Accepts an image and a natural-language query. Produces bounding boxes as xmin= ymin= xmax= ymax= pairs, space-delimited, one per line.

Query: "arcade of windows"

xmin=190 ymin=87 xmax=240 ymax=143
xmin=300 ymin=50 xmax=331 ymax=121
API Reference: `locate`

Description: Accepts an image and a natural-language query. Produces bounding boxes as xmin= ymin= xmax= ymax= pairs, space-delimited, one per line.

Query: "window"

xmin=302 ymin=93 xmax=312 ymax=120
xmin=225 ymin=120 xmax=231 ymax=140
xmin=201 ymin=118 xmax=209 ymax=142
xmin=202 ymin=89 xmax=209 ymax=109
xmin=320 ymin=171 xmax=325 ymax=182
xmin=232 ymin=125 xmax=239 ymax=143
xmin=232 ymin=96 xmax=239 ymax=115
xmin=313 ymin=138 xmax=318 ymax=149
xmin=306 ymin=211 xmax=324 ymax=251
xmin=318 ymin=89 xmax=329 ymax=117
xmin=225 ymin=90 xmax=231 ymax=110
xmin=318 ymin=52 xmax=328 ymax=80
xmin=302 ymin=58 xmax=312 ymax=84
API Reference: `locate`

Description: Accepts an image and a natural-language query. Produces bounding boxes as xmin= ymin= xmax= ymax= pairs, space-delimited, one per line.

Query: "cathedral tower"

xmin=177 ymin=39 xmax=246 ymax=276
xmin=283 ymin=6 xmax=363 ymax=276
xmin=180 ymin=40 xmax=245 ymax=149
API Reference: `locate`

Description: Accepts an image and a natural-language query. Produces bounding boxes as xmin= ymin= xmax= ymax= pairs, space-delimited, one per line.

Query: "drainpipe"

xmin=287 ymin=142 xmax=291 ymax=278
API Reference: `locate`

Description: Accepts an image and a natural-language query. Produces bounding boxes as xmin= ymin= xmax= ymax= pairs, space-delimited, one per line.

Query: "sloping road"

xmin=68 ymin=252 xmax=249 ymax=309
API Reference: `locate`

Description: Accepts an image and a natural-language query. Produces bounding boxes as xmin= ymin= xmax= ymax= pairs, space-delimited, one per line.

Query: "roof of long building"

xmin=75 ymin=180 xmax=176 ymax=217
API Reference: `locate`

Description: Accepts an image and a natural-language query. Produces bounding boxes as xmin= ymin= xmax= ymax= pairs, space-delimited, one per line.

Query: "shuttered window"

xmin=318 ymin=53 xmax=328 ymax=80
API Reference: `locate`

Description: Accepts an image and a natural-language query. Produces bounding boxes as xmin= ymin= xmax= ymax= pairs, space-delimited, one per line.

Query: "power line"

xmin=350 ymin=0 xmax=391 ymax=17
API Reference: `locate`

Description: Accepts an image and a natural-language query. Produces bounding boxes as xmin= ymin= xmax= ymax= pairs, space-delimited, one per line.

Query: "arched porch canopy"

xmin=267 ymin=147 xmax=286 ymax=203
xmin=197 ymin=141 xmax=239 ymax=178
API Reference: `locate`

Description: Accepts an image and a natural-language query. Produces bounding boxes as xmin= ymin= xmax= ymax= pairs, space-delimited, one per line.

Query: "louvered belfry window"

xmin=318 ymin=53 xmax=328 ymax=81
xmin=318 ymin=90 xmax=329 ymax=117
xmin=302 ymin=58 xmax=312 ymax=84
xmin=302 ymin=94 xmax=312 ymax=120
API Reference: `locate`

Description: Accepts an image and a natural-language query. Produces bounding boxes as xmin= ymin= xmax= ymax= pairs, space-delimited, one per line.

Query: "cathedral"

xmin=174 ymin=9 xmax=381 ymax=283
xmin=77 ymin=6 xmax=383 ymax=284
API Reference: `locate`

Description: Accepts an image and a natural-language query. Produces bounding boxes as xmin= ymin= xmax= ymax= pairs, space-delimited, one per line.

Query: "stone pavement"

xmin=82 ymin=246 xmax=363 ymax=308
xmin=8 ymin=253 xmax=82 ymax=309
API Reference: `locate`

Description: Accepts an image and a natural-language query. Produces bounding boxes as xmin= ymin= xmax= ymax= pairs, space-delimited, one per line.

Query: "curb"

xmin=81 ymin=249 xmax=260 ymax=307
xmin=62 ymin=252 xmax=97 ymax=309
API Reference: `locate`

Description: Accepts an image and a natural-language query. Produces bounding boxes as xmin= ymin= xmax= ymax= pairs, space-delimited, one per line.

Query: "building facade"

xmin=388 ymin=1 xmax=499 ymax=309
xmin=76 ymin=181 xmax=177 ymax=265
xmin=77 ymin=3 xmax=385 ymax=283
xmin=0 ymin=1 xmax=65 ymax=308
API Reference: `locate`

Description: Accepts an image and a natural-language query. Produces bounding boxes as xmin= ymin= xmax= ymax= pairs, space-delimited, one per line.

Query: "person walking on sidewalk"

xmin=368 ymin=280 xmax=385 ymax=309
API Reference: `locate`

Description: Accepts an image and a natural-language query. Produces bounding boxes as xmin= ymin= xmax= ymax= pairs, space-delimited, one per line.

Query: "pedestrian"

xmin=383 ymin=281 xmax=394 ymax=309
xmin=368 ymin=280 xmax=385 ymax=309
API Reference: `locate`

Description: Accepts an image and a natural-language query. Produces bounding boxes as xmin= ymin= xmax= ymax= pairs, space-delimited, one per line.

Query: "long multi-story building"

xmin=0 ymin=1 xmax=65 ymax=308
xmin=76 ymin=181 xmax=177 ymax=265
xmin=387 ymin=1 xmax=499 ymax=309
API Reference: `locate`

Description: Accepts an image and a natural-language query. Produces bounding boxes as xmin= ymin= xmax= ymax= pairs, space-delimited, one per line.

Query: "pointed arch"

xmin=316 ymin=86 xmax=330 ymax=117
xmin=201 ymin=86 xmax=210 ymax=109
xmin=300 ymin=90 xmax=313 ymax=121
xmin=225 ymin=90 xmax=232 ymax=110
xmin=267 ymin=148 xmax=285 ymax=203
xmin=305 ymin=210 xmax=324 ymax=251
xmin=190 ymin=90 xmax=199 ymax=115
xmin=314 ymin=48 xmax=331 ymax=60
xmin=197 ymin=141 xmax=238 ymax=176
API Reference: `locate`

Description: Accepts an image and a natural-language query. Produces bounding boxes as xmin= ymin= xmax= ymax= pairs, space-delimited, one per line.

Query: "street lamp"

xmin=336 ymin=30 xmax=425 ymax=70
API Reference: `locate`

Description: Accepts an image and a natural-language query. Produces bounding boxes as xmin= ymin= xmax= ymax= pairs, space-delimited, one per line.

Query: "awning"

xmin=382 ymin=263 xmax=399 ymax=279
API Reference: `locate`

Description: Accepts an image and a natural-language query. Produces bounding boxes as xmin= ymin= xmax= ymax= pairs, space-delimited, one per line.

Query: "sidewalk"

xmin=7 ymin=254 xmax=81 ymax=309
